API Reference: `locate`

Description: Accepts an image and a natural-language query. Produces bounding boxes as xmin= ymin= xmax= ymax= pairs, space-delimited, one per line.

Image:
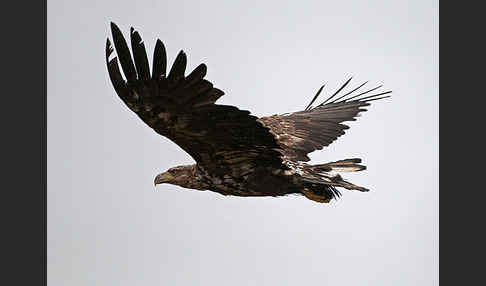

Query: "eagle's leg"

xmin=301 ymin=188 xmax=331 ymax=203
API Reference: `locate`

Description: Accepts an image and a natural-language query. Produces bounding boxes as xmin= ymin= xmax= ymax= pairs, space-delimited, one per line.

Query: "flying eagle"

xmin=105 ymin=23 xmax=391 ymax=203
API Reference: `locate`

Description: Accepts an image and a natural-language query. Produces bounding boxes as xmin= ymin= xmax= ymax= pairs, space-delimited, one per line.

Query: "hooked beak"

xmin=154 ymin=172 xmax=174 ymax=186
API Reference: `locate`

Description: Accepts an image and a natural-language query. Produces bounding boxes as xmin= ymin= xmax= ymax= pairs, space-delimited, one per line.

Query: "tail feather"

xmin=300 ymin=158 xmax=369 ymax=203
xmin=314 ymin=158 xmax=366 ymax=172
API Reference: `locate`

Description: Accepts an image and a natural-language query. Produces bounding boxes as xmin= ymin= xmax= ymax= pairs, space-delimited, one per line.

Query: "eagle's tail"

xmin=301 ymin=158 xmax=368 ymax=203
xmin=313 ymin=158 xmax=367 ymax=173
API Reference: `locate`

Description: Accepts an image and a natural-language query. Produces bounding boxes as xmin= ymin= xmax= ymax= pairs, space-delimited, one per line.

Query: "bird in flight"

xmin=105 ymin=22 xmax=391 ymax=203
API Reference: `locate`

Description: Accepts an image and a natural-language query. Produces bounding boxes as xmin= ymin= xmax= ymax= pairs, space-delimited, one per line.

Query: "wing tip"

xmin=308 ymin=79 xmax=392 ymax=109
xmin=304 ymin=83 xmax=326 ymax=111
xmin=110 ymin=21 xmax=121 ymax=35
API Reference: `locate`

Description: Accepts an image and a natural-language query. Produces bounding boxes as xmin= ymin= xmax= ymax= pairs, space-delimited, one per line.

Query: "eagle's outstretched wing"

xmin=106 ymin=23 xmax=286 ymax=177
xmin=259 ymin=79 xmax=391 ymax=162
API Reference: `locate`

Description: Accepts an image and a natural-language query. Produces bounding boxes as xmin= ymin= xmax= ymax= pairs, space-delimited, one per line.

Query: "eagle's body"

xmin=106 ymin=23 xmax=390 ymax=203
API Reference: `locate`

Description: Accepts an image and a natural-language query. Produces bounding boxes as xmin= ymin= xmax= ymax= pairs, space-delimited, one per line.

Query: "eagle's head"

xmin=154 ymin=164 xmax=206 ymax=190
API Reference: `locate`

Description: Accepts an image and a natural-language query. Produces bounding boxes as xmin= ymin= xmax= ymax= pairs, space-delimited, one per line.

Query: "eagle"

xmin=105 ymin=22 xmax=391 ymax=203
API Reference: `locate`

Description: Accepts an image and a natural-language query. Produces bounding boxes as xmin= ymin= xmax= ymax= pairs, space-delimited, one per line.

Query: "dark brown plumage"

xmin=106 ymin=23 xmax=391 ymax=203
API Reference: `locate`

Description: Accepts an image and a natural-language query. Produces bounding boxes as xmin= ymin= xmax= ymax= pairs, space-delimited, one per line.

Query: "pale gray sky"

xmin=48 ymin=0 xmax=438 ymax=285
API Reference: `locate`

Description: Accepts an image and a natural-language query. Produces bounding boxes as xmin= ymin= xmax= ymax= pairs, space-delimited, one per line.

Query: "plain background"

xmin=48 ymin=0 xmax=438 ymax=285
